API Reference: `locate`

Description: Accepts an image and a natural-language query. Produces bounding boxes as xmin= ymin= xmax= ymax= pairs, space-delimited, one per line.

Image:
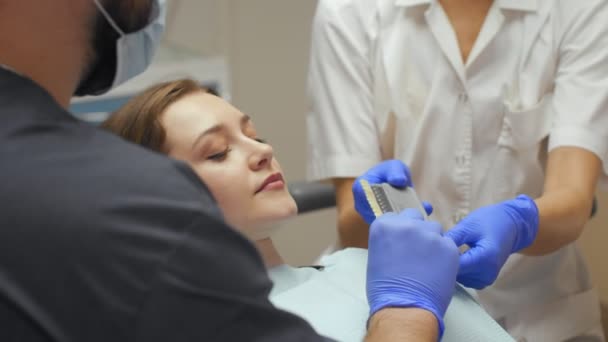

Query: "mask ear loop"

xmin=92 ymin=0 xmax=125 ymax=36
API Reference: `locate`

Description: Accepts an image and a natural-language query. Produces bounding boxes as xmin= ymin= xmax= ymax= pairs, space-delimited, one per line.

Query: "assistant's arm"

xmin=524 ymin=2 xmax=608 ymax=255
xmin=525 ymin=147 xmax=600 ymax=255
xmin=334 ymin=177 xmax=370 ymax=248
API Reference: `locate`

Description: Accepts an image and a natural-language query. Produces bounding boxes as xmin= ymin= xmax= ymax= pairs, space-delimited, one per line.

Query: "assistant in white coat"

xmin=307 ymin=0 xmax=608 ymax=341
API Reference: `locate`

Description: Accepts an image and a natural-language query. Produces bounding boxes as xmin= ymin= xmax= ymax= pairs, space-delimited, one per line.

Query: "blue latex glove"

xmin=367 ymin=208 xmax=459 ymax=337
xmin=353 ymin=160 xmax=432 ymax=224
xmin=445 ymin=195 xmax=539 ymax=289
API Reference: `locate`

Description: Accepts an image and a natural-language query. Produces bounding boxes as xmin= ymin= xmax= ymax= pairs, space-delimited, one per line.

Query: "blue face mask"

xmin=75 ymin=0 xmax=166 ymax=96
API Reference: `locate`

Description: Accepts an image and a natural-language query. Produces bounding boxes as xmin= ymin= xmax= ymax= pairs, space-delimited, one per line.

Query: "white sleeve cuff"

xmin=549 ymin=125 xmax=608 ymax=188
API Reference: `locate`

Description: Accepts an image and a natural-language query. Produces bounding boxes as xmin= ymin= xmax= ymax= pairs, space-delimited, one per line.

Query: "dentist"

xmin=0 ymin=1 xmax=459 ymax=341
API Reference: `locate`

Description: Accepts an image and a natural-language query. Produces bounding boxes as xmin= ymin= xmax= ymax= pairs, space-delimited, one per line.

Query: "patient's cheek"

xmin=220 ymin=205 xmax=248 ymax=232
xmin=264 ymin=193 xmax=298 ymax=219
xmin=201 ymin=181 xmax=246 ymax=228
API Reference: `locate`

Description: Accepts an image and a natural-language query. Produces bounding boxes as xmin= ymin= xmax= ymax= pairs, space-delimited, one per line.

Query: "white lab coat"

xmin=306 ymin=0 xmax=608 ymax=341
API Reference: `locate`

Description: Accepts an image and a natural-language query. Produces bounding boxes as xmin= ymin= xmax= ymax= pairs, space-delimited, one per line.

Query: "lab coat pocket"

xmin=498 ymin=94 xmax=552 ymax=150
xmin=491 ymin=93 xmax=553 ymax=200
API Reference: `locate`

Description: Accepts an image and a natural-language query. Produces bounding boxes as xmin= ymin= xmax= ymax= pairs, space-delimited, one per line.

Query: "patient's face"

xmin=161 ymin=92 xmax=298 ymax=235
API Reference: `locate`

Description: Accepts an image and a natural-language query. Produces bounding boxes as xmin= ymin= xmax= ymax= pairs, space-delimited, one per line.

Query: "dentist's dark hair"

xmin=76 ymin=0 xmax=154 ymax=95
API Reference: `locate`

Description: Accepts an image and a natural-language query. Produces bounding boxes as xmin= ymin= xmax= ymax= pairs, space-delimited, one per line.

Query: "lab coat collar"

xmin=395 ymin=0 xmax=537 ymax=12
xmin=498 ymin=0 xmax=537 ymax=12
xmin=394 ymin=0 xmax=430 ymax=8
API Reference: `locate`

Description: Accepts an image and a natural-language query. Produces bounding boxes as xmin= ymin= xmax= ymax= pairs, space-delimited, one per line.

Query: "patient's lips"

xmin=256 ymin=172 xmax=285 ymax=194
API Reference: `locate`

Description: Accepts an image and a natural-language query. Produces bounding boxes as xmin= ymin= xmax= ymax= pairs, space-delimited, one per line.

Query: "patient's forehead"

xmin=162 ymin=92 xmax=243 ymax=146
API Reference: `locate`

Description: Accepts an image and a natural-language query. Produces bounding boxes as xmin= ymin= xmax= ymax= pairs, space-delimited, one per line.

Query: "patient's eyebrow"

xmin=192 ymin=125 xmax=225 ymax=149
xmin=191 ymin=114 xmax=252 ymax=149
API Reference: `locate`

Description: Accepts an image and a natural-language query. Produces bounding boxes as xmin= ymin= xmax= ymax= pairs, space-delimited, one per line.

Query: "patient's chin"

xmin=283 ymin=195 xmax=298 ymax=216
xmin=255 ymin=196 xmax=298 ymax=225
xmin=281 ymin=196 xmax=298 ymax=218
xmin=263 ymin=190 xmax=296 ymax=212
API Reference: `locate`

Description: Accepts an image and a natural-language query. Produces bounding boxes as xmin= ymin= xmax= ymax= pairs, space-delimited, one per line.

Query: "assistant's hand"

xmin=445 ymin=195 xmax=539 ymax=289
xmin=367 ymin=209 xmax=459 ymax=337
xmin=353 ymin=160 xmax=432 ymax=224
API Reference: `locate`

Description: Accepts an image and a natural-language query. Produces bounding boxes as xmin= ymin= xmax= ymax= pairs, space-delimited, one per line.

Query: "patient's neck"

xmin=255 ymin=238 xmax=285 ymax=268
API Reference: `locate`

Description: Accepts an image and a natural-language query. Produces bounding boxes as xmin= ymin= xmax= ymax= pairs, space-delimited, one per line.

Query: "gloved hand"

xmin=445 ymin=195 xmax=539 ymax=289
xmin=353 ymin=160 xmax=432 ymax=224
xmin=367 ymin=208 xmax=459 ymax=337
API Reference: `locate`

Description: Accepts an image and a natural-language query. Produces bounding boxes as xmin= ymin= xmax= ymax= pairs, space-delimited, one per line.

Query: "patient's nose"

xmin=249 ymin=141 xmax=273 ymax=170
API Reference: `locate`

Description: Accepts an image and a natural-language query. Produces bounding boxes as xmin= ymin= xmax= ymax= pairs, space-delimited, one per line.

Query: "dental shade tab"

xmin=359 ymin=180 xmax=428 ymax=219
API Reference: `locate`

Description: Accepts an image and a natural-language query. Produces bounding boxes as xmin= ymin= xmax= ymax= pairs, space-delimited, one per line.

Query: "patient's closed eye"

xmin=207 ymin=147 xmax=232 ymax=161
xmin=254 ymin=138 xmax=268 ymax=144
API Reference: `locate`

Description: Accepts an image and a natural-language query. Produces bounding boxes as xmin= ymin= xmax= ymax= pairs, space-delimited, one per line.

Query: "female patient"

xmin=102 ymin=79 xmax=513 ymax=342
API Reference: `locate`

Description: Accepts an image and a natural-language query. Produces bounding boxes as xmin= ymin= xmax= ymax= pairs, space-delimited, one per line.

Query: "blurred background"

xmin=72 ymin=0 xmax=608 ymax=322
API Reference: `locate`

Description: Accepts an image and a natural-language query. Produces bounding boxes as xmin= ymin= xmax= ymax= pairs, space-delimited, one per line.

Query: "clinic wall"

xmin=165 ymin=0 xmax=608 ymax=300
xmin=580 ymin=191 xmax=608 ymax=303
xmin=225 ymin=0 xmax=337 ymax=265
xmin=165 ymin=0 xmax=336 ymax=266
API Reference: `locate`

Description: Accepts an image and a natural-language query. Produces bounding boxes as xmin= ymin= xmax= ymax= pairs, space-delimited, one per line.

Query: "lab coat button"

xmin=455 ymin=154 xmax=465 ymax=166
xmin=458 ymin=92 xmax=468 ymax=103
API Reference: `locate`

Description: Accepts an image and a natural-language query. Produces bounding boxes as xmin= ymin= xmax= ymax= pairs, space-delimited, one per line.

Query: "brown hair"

xmin=102 ymin=79 xmax=203 ymax=152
